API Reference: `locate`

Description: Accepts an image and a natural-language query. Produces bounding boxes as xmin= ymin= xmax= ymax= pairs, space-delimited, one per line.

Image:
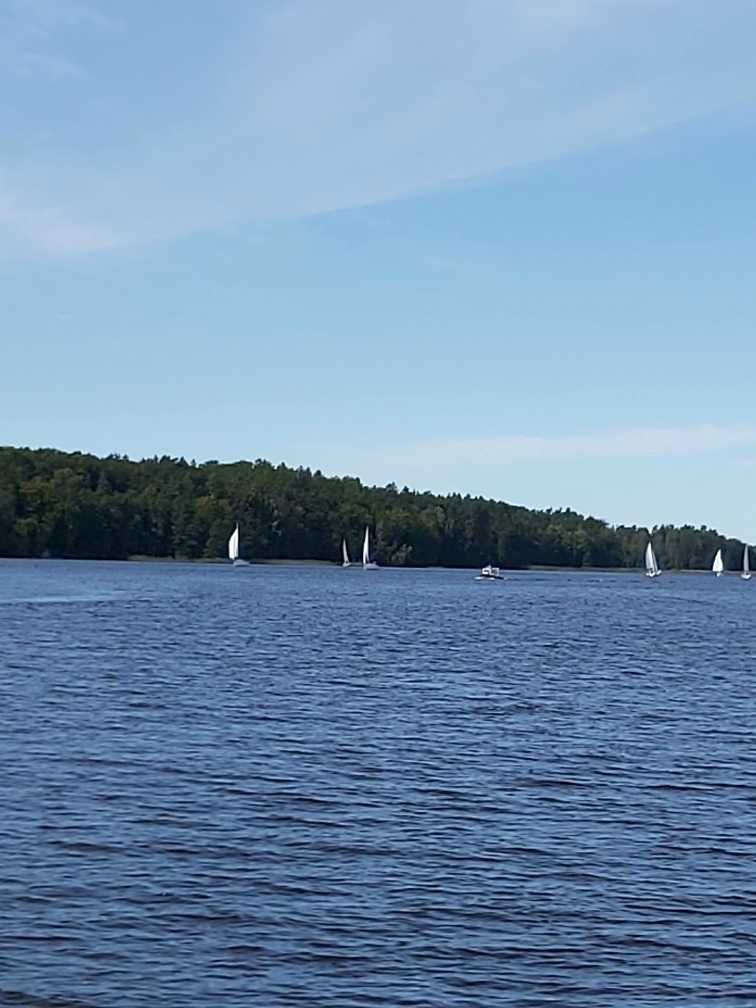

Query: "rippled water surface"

xmin=2 ymin=559 xmax=756 ymax=1006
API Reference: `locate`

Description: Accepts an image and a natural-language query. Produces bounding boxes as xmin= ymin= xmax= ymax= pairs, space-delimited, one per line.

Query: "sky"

xmin=3 ymin=0 xmax=756 ymax=540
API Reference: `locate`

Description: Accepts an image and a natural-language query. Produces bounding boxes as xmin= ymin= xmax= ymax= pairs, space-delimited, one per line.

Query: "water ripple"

xmin=1 ymin=560 xmax=755 ymax=1005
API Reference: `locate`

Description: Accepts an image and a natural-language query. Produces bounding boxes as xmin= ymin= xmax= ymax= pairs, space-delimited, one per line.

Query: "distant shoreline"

xmin=2 ymin=446 xmax=747 ymax=573
xmin=0 ymin=555 xmax=725 ymax=574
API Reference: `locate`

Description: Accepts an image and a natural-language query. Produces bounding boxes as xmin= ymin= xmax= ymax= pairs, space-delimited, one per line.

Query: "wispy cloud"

xmin=304 ymin=423 xmax=756 ymax=494
xmin=0 ymin=0 xmax=119 ymax=78
xmin=3 ymin=0 xmax=756 ymax=256
xmin=0 ymin=186 xmax=117 ymax=256
xmin=381 ymin=424 xmax=756 ymax=467
xmin=305 ymin=424 xmax=756 ymax=516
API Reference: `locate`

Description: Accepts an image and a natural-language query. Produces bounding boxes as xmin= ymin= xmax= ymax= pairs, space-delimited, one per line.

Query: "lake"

xmin=1 ymin=559 xmax=755 ymax=1006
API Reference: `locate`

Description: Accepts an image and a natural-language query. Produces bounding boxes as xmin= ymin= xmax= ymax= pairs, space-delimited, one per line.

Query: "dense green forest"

xmin=0 ymin=446 xmax=748 ymax=570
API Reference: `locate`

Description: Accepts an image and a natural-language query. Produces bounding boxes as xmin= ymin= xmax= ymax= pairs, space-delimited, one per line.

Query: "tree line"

xmin=0 ymin=446 xmax=748 ymax=570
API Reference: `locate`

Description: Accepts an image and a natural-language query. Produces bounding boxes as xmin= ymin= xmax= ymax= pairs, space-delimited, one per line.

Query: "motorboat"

xmin=476 ymin=564 xmax=503 ymax=581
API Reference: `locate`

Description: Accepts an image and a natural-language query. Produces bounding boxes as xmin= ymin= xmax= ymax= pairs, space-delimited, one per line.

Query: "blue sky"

xmin=3 ymin=0 xmax=756 ymax=540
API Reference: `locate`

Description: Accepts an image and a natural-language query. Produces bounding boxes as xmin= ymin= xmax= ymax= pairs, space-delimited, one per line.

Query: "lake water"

xmin=1 ymin=559 xmax=755 ymax=1006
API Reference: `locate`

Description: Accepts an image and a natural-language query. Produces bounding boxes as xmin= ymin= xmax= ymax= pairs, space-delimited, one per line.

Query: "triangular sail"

xmin=362 ymin=526 xmax=370 ymax=566
xmin=712 ymin=548 xmax=724 ymax=575
xmin=342 ymin=538 xmax=350 ymax=566
xmin=228 ymin=524 xmax=240 ymax=561
xmin=645 ymin=541 xmax=658 ymax=576
xmin=744 ymin=545 xmax=750 ymax=576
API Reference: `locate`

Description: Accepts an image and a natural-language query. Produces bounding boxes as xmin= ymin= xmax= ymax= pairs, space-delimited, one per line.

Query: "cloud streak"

xmin=3 ymin=0 xmax=756 ymax=255
xmin=0 ymin=0 xmax=119 ymax=79
xmin=381 ymin=424 xmax=756 ymax=467
xmin=0 ymin=187 xmax=117 ymax=255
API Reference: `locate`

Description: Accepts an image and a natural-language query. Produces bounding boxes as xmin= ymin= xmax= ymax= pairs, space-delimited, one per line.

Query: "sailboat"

xmin=712 ymin=548 xmax=724 ymax=577
xmin=742 ymin=545 xmax=752 ymax=581
xmin=645 ymin=540 xmax=661 ymax=578
xmin=362 ymin=526 xmax=379 ymax=570
xmin=228 ymin=524 xmax=249 ymax=567
xmin=341 ymin=538 xmax=352 ymax=568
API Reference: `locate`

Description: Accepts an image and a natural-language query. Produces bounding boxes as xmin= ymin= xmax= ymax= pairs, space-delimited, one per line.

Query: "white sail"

xmin=342 ymin=538 xmax=351 ymax=567
xmin=712 ymin=548 xmax=724 ymax=575
xmin=362 ymin=526 xmax=370 ymax=566
xmin=645 ymin=541 xmax=659 ymax=577
xmin=228 ymin=524 xmax=239 ymax=561
xmin=743 ymin=545 xmax=751 ymax=580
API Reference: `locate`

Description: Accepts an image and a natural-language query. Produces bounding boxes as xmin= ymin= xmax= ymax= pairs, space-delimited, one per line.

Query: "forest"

xmin=0 ymin=446 xmax=748 ymax=570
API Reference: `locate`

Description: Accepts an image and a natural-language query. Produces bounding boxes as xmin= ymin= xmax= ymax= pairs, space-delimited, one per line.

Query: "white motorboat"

xmin=476 ymin=564 xmax=503 ymax=580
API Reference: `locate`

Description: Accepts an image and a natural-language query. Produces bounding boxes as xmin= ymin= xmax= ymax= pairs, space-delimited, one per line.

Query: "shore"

xmin=0 ymin=556 xmax=727 ymax=574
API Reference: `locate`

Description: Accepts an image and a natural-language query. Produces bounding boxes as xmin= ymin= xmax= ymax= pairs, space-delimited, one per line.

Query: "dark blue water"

xmin=2 ymin=559 xmax=756 ymax=1006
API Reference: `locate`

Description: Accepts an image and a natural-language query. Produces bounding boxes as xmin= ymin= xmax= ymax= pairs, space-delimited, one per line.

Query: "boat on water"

xmin=712 ymin=548 xmax=724 ymax=577
xmin=743 ymin=545 xmax=752 ymax=581
xmin=228 ymin=524 xmax=249 ymax=566
xmin=645 ymin=541 xmax=661 ymax=578
xmin=362 ymin=526 xmax=379 ymax=569
xmin=476 ymin=564 xmax=503 ymax=581
xmin=341 ymin=538 xmax=352 ymax=568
